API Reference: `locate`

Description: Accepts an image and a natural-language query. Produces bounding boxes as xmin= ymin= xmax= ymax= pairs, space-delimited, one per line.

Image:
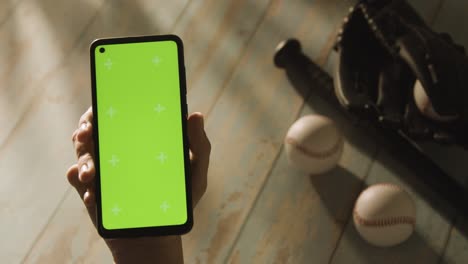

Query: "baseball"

xmin=284 ymin=115 xmax=343 ymax=174
xmin=413 ymin=80 xmax=457 ymax=122
xmin=353 ymin=183 xmax=416 ymax=247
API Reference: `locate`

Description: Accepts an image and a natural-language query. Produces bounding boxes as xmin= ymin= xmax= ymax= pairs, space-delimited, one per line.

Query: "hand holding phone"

xmin=86 ymin=35 xmax=206 ymax=238
xmin=68 ymin=109 xmax=210 ymax=260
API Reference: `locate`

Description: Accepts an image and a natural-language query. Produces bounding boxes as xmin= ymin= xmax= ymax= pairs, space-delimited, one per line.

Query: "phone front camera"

xmin=100 ymin=47 xmax=105 ymax=53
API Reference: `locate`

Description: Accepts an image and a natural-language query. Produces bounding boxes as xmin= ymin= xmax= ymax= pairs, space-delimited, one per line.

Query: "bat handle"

xmin=274 ymin=39 xmax=302 ymax=69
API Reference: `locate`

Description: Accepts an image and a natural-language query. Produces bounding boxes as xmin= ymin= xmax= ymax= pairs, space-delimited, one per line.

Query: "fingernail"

xmin=80 ymin=122 xmax=88 ymax=130
xmin=83 ymin=191 xmax=93 ymax=206
xmin=80 ymin=163 xmax=88 ymax=173
xmin=83 ymin=191 xmax=90 ymax=200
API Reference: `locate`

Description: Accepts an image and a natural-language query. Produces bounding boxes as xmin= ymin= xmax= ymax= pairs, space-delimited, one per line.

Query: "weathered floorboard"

xmin=228 ymin=71 xmax=376 ymax=263
xmin=0 ymin=0 xmax=107 ymax=262
xmin=19 ymin=0 xmax=188 ymax=263
xmin=180 ymin=0 xmax=365 ymax=263
xmin=23 ymin=0 xmax=275 ymax=262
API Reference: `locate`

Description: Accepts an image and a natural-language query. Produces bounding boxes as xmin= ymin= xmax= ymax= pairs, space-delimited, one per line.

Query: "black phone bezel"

xmin=90 ymin=34 xmax=193 ymax=238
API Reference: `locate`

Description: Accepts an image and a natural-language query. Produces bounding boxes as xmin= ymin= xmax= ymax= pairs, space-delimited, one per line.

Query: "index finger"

xmin=78 ymin=107 xmax=93 ymax=127
xmin=73 ymin=107 xmax=95 ymax=158
xmin=72 ymin=107 xmax=93 ymax=144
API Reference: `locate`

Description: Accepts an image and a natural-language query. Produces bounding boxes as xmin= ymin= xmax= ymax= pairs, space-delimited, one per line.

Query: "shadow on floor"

xmin=309 ymin=166 xmax=444 ymax=263
xmin=275 ymin=38 xmax=468 ymax=239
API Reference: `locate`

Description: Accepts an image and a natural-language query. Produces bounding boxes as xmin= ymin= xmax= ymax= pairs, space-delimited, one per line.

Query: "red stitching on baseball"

xmin=285 ymin=137 xmax=343 ymax=159
xmin=353 ymin=211 xmax=415 ymax=227
xmin=368 ymin=183 xmax=403 ymax=191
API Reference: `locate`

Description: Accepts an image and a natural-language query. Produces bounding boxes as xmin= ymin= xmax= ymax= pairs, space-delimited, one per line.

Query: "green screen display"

xmin=94 ymin=40 xmax=187 ymax=230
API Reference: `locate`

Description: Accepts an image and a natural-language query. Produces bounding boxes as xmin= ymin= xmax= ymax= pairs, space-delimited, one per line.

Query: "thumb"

xmin=187 ymin=112 xmax=211 ymax=206
xmin=187 ymin=112 xmax=211 ymax=158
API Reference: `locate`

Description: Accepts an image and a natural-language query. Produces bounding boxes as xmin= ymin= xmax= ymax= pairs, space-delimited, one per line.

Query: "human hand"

xmin=67 ymin=107 xmax=211 ymax=263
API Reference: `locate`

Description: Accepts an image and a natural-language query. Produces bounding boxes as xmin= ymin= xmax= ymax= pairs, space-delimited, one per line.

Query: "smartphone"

xmin=90 ymin=35 xmax=192 ymax=238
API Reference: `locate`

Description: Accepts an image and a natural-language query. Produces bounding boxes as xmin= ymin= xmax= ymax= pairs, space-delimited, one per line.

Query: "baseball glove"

xmin=333 ymin=0 xmax=468 ymax=148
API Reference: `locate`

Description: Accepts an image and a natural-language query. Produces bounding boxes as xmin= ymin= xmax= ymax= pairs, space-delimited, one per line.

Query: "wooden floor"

xmin=2 ymin=0 xmax=468 ymax=263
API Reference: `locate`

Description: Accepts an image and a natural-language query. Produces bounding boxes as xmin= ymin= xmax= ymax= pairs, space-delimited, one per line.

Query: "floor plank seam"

xmin=222 ymin=143 xmax=286 ymax=263
xmin=437 ymin=217 xmax=457 ymax=264
xmin=0 ymin=0 xmax=28 ymax=30
xmin=20 ymin=187 xmax=74 ymax=263
xmin=70 ymin=0 xmax=112 ymax=51
xmin=170 ymin=0 xmax=194 ymax=34
xmin=222 ymin=0 xmax=362 ymax=258
xmin=327 ymin=146 xmax=381 ymax=264
xmin=194 ymin=0 xmax=283 ymax=262
xmin=429 ymin=0 xmax=447 ymax=26
xmin=0 ymin=0 xmax=109 ymax=157
xmin=222 ymin=34 xmax=337 ymax=261
xmin=203 ymin=0 xmax=275 ymax=118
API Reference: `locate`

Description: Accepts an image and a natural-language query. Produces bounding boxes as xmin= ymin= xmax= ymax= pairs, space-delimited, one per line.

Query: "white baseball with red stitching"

xmin=353 ymin=183 xmax=416 ymax=247
xmin=285 ymin=115 xmax=343 ymax=175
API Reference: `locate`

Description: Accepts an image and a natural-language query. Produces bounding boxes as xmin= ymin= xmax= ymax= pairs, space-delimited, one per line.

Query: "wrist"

xmin=107 ymin=236 xmax=183 ymax=264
